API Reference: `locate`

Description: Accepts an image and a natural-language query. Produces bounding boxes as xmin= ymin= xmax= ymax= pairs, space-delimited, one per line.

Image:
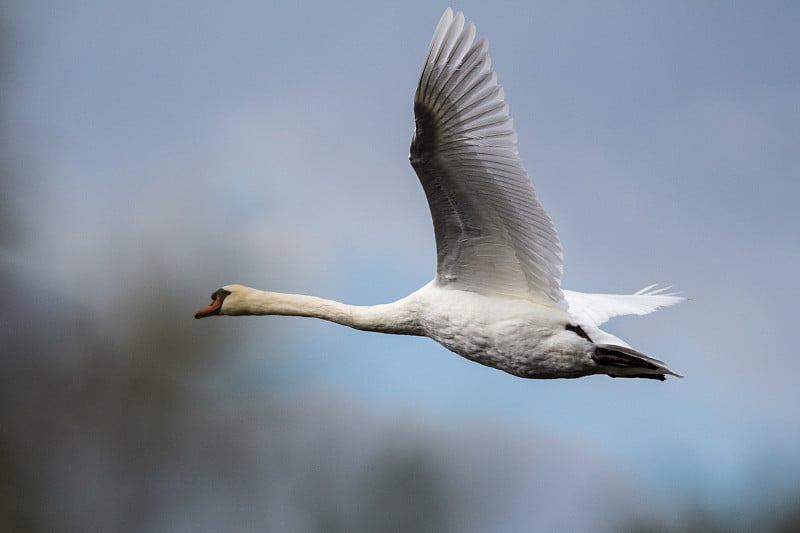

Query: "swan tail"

xmin=592 ymin=344 xmax=683 ymax=381
xmin=563 ymin=285 xmax=685 ymax=328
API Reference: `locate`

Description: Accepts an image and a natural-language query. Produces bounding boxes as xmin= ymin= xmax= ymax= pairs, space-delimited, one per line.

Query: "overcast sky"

xmin=8 ymin=0 xmax=800 ymax=514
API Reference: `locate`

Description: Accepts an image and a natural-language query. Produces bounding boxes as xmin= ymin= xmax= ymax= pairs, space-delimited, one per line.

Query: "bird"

xmin=195 ymin=8 xmax=683 ymax=381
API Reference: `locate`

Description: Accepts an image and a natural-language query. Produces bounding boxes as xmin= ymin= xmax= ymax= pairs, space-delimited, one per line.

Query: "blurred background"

xmin=2 ymin=1 xmax=799 ymax=531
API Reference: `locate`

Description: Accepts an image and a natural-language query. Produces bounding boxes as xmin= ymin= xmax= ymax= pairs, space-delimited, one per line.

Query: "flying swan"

xmin=196 ymin=9 xmax=683 ymax=380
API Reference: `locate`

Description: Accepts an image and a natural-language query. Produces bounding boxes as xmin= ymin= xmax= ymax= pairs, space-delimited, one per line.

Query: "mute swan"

xmin=195 ymin=9 xmax=683 ymax=380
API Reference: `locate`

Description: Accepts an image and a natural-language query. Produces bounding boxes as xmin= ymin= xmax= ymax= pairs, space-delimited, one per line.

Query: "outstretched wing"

xmin=410 ymin=9 xmax=564 ymax=307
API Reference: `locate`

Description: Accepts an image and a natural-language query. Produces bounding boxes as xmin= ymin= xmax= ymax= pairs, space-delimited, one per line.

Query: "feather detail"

xmin=410 ymin=8 xmax=565 ymax=308
xmin=563 ymin=285 xmax=684 ymax=328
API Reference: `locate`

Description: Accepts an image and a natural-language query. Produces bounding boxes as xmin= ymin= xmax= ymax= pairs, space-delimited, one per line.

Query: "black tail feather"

xmin=593 ymin=346 xmax=660 ymax=370
xmin=609 ymin=373 xmax=666 ymax=381
xmin=593 ymin=344 xmax=676 ymax=380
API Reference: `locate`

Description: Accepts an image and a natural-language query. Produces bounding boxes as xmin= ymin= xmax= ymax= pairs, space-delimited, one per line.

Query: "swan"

xmin=195 ymin=8 xmax=683 ymax=380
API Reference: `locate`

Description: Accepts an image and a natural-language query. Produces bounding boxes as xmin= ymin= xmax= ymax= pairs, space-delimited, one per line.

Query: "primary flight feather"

xmin=195 ymin=8 xmax=683 ymax=381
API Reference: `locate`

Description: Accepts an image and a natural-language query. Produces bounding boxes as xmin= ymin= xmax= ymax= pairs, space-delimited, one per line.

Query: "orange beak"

xmin=195 ymin=293 xmax=222 ymax=319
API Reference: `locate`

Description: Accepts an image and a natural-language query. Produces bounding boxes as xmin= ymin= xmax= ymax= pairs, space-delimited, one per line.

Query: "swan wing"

xmin=410 ymin=9 xmax=565 ymax=307
xmin=563 ymin=285 xmax=684 ymax=328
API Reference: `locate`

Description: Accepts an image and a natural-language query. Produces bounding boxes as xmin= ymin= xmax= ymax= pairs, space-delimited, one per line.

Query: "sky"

xmin=6 ymin=0 xmax=800 ymax=522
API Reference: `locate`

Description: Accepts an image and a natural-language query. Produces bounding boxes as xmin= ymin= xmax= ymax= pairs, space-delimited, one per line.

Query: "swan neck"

xmin=230 ymin=288 xmax=420 ymax=335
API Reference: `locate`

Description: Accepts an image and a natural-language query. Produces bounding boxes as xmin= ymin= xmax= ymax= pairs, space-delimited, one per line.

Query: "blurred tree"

xmin=354 ymin=446 xmax=450 ymax=533
xmin=774 ymin=502 xmax=800 ymax=533
xmin=0 ymin=2 xmax=17 ymax=248
xmin=0 ymin=261 xmax=459 ymax=533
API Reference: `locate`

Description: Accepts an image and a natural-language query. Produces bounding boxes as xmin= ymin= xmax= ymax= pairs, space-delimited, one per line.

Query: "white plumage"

xmin=196 ymin=9 xmax=683 ymax=381
xmin=412 ymin=10 xmax=564 ymax=306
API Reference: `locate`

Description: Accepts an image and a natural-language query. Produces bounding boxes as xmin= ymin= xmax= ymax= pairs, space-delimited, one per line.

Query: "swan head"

xmin=194 ymin=287 xmax=234 ymax=318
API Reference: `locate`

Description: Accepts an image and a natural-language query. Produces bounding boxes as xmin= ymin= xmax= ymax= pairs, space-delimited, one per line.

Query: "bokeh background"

xmin=2 ymin=1 xmax=799 ymax=531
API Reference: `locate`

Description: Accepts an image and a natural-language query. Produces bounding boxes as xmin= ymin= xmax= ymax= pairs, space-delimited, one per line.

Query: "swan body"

xmin=195 ymin=9 xmax=684 ymax=381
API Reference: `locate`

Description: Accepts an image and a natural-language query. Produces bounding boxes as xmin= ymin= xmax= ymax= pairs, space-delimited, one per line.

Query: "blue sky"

xmin=9 ymin=0 xmax=800 ymax=518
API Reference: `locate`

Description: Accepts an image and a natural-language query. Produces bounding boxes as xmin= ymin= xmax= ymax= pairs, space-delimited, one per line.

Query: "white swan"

xmin=196 ymin=9 xmax=683 ymax=380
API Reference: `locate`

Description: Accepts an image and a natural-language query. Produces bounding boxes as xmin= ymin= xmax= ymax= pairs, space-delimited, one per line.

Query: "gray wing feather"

xmin=410 ymin=9 xmax=565 ymax=307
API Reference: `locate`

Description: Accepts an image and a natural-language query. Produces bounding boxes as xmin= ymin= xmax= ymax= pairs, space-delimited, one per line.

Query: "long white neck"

xmin=223 ymin=286 xmax=423 ymax=335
